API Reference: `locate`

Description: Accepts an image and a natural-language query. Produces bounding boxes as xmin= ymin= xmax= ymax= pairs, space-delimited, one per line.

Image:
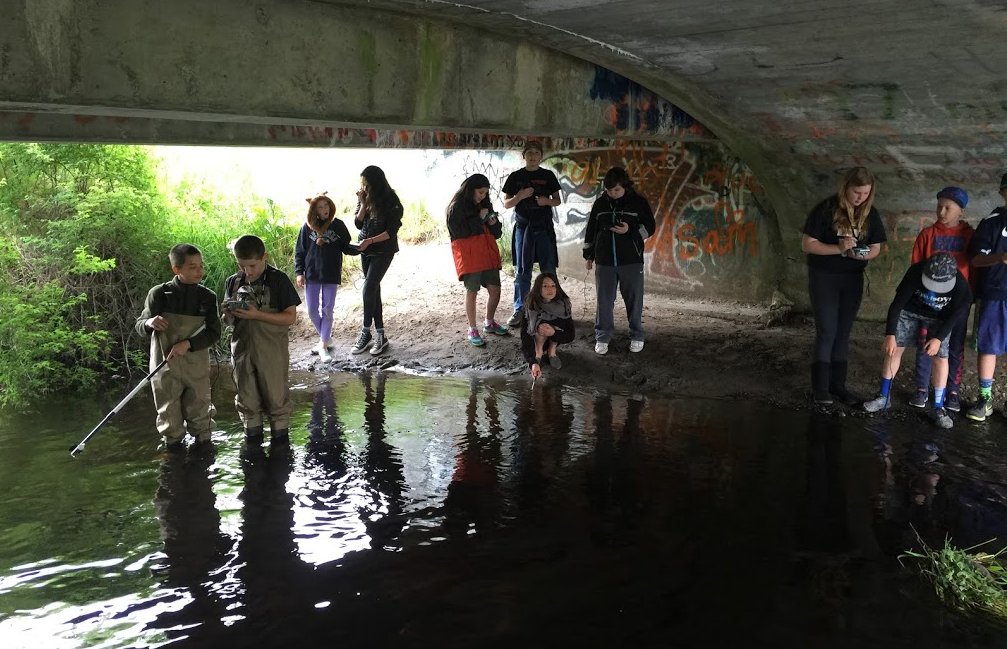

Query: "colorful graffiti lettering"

xmin=544 ymin=144 xmax=764 ymax=288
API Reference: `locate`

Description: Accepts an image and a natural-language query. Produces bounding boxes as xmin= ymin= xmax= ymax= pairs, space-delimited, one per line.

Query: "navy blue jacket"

xmin=294 ymin=219 xmax=359 ymax=284
xmin=970 ymin=207 xmax=1007 ymax=300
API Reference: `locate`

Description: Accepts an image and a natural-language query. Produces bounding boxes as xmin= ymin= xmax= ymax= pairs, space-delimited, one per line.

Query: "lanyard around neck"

xmin=844 ymin=211 xmax=860 ymax=240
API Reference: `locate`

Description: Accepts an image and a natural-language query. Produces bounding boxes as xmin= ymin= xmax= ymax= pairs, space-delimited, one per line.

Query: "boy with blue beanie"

xmin=908 ymin=187 xmax=974 ymax=412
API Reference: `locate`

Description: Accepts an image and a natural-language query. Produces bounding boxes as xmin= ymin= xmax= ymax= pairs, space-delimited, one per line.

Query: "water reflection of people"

xmin=794 ymin=413 xmax=855 ymax=619
xmin=510 ymin=383 xmax=572 ymax=522
xmin=151 ymin=445 xmax=230 ymax=639
xmin=443 ymin=378 xmax=502 ymax=537
xmin=871 ymin=418 xmax=944 ymax=556
xmin=304 ymin=383 xmax=346 ymax=475
xmin=585 ymin=393 xmax=645 ymax=539
xmin=358 ymin=371 xmax=406 ymax=549
xmin=236 ymin=442 xmax=304 ymax=624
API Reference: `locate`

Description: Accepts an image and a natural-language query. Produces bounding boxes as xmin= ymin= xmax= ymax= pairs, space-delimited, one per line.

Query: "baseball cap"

xmin=922 ymin=252 xmax=957 ymax=294
xmin=936 ymin=186 xmax=968 ymax=209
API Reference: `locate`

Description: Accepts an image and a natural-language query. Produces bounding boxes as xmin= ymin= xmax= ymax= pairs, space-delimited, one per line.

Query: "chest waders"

xmin=230 ymin=296 xmax=292 ymax=434
xmin=151 ymin=312 xmax=216 ymax=444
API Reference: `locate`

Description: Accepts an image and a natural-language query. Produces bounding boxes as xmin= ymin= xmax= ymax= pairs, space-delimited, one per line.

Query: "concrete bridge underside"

xmin=3 ymin=0 xmax=1006 ymax=311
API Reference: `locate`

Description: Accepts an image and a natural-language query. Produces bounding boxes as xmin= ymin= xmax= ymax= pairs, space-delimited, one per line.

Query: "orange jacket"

xmin=912 ymin=220 xmax=974 ymax=283
xmin=451 ymin=227 xmax=502 ymax=280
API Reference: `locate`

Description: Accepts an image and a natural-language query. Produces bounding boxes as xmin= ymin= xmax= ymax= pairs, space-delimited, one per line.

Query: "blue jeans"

xmin=513 ymin=227 xmax=557 ymax=313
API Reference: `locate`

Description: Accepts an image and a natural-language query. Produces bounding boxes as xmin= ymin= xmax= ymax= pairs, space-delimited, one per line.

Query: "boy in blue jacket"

xmin=965 ymin=173 xmax=1007 ymax=421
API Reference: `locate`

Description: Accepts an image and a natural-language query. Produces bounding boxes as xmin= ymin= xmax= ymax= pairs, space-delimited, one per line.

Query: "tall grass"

xmin=399 ymin=198 xmax=447 ymax=245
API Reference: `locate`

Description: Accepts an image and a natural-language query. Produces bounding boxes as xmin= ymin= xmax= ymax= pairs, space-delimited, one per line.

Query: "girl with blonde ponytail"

xmin=801 ymin=166 xmax=887 ymax=405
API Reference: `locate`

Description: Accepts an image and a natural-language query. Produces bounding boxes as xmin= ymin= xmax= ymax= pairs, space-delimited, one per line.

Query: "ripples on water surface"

xmin=2 ymin=371 xmax=1007 ymax=647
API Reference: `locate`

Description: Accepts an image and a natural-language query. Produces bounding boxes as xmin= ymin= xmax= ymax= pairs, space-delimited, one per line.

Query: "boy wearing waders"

xmin=135 ymin=243 xmax=222 ymax=449
xmin=222 ymin=235 xmax=301 ymax=444
xmin=862 ymin=252 xmax=972 ymax=428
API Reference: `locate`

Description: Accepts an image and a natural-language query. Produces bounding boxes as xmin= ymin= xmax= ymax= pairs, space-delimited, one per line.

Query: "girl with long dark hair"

xmin=519 ymin=272 xmax=574 ymax=379
xmin=350 ymin=166 xmax=403 ymax=356
xmin=446 ymin=173 xmax=508 ymax=346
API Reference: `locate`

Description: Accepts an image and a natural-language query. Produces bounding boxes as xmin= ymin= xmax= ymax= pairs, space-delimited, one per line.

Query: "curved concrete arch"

xmin=5 ymin=0 xmax=991 ymax=311
xmin=314 ymin=0 xmax=1007 ymax=314
xmin=1 ymin=0 xmax=710 ymax=141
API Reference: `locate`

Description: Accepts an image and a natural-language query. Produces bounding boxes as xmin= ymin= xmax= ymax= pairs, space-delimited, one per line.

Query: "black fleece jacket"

xmin=583 ymin=189 xmax=656 ymax=266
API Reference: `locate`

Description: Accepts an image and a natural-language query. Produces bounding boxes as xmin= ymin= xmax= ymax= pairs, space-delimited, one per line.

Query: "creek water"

xmin=1 ymin=370 xmax=1006 ymax=648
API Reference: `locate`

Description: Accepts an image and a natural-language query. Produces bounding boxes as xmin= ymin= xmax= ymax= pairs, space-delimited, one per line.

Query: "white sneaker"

xmin=595 ymin=342 xmax=609 ymax=355
xmin=630 ymin=340 xmax=645 ymax=353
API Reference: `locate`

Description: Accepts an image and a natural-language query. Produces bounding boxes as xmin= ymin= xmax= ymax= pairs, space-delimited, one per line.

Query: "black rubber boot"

xmin=245 ymin=425 xmax=264 ymax=442
xmin=812 ymin=361 xmax=834 ymax=404
xmin=162 ymin=438 xmax=186 ymax=454
xmin=829 ymin=361 xmax=861 ymax=405
xmin=270 ymin=428 xmax=290 ymax=445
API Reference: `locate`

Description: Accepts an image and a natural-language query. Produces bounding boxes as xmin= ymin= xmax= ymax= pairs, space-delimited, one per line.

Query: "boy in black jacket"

xmin=583 ymin=166 xmax=656 ymax=355
xmin=862 ymin=252 xmax=971 ymax=428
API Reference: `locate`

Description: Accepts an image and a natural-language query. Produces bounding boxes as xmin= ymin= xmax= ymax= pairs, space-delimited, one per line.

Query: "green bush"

xmin=0 ymin=143 xmax=300 ymax=409
xmin=0 ymin=278 xmax=108 ymax=410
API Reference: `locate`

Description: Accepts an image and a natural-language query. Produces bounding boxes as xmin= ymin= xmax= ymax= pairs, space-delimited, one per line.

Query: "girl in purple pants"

xmin=295 ymin=192 xmax=360 ymax=361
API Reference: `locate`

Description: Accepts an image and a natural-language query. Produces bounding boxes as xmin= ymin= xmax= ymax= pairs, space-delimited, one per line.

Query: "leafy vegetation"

xmin=0 ymin=143 xmax=300 ymax=410
xmin=900 ymin=529 xmax=1007 ymax=625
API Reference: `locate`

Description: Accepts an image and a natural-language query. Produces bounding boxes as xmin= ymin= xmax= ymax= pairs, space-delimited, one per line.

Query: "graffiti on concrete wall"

xmin=543 ymin=142 xmax=764 ymax=289
xmin=588 ymin=67 xmax=714 ymax=139
xmin=421 ymin=141 xmax=765 ymax=291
